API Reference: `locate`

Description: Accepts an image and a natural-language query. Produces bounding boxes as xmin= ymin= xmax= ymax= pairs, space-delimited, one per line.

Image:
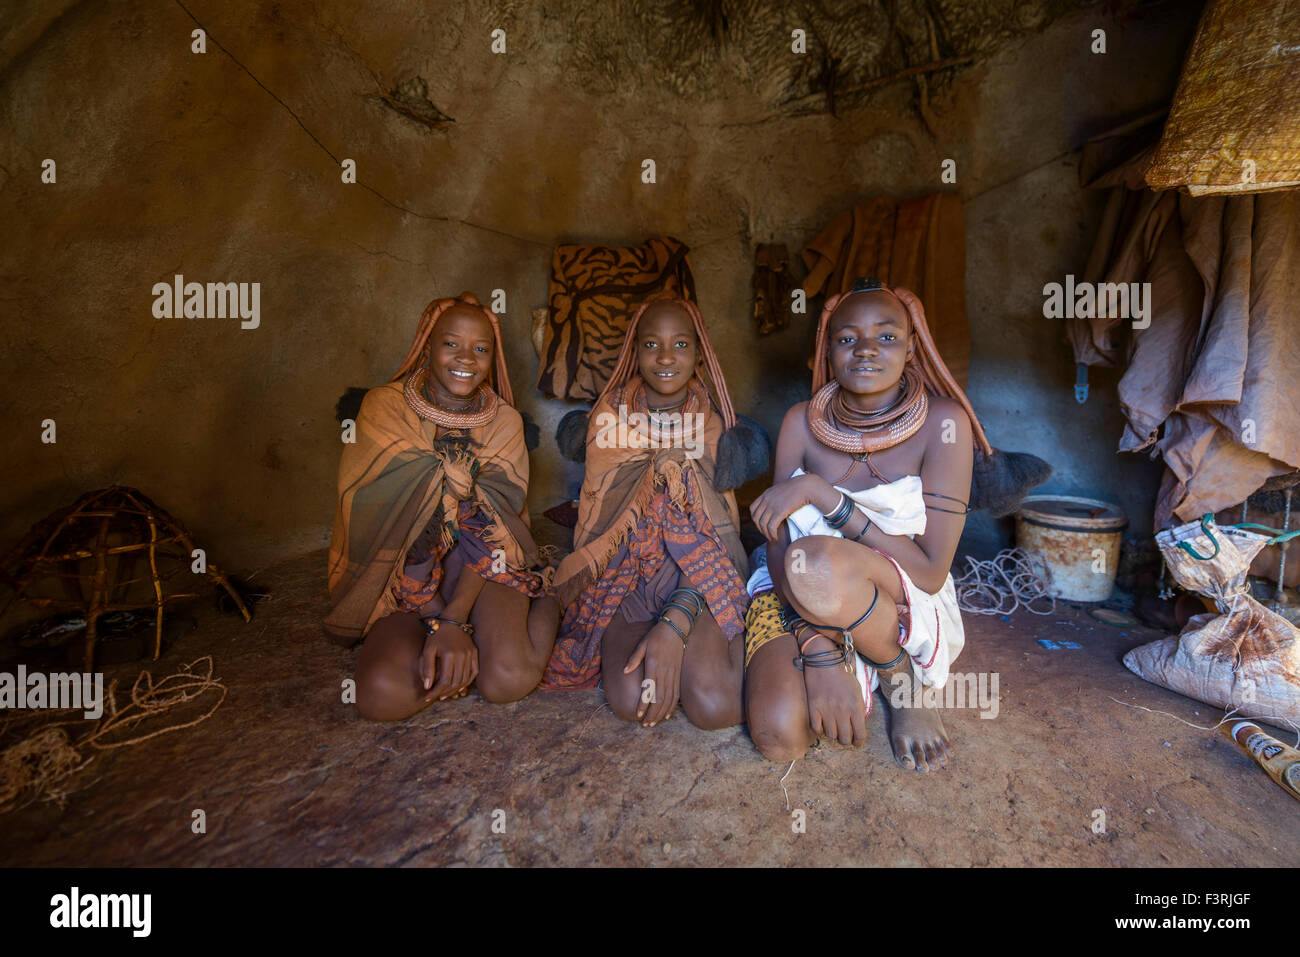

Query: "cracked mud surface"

xmin=3 ymin=548 xmax=1296 ymax=867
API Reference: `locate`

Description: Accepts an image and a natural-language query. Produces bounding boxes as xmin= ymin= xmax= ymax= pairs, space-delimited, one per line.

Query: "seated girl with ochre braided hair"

xmin=745 ymin=279 xmax=980 ymax=770
xmin=324 ymin=293 xmax=560 ymax=720
xmin=541 ymin=295 xmax=769 ymax=730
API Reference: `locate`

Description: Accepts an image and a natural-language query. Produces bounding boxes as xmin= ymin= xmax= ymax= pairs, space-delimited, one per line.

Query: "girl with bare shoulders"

xmin=745 ymin=279 xmax=981 ymax=770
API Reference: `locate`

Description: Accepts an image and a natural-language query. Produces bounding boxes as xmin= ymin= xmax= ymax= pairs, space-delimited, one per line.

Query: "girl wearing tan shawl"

xmin=540 ymin=296 xmax=755 ymax=731
xmin=325 ymin=293 xmax=559 ymax=721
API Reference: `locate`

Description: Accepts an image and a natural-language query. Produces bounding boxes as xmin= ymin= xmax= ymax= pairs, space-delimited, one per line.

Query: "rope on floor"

xmin=953 ymin=547 xmax=1056 ymax=617
xmin=779 ymin=759 xmax=795 ymax=812
xmin=0 ymin=656 xmax=226 ymax=814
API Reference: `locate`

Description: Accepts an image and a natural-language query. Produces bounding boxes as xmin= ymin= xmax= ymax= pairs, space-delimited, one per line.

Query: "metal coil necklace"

xmin=807 ymin=367 xmax=928 ymax=483
xmin=403 ymin=367 xmax=500 ymax=429
xmin=647 ymin=392 xmax=690 ymax=428
xmin=834 ymin=378 xmax=907 ymax=422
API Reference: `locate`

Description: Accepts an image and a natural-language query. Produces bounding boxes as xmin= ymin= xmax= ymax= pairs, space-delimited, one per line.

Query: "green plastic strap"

xmin=1225 ymin=521 xmax=1300 ymax=546
xmin=1175 ymin=514 xmax=1220 ymax=561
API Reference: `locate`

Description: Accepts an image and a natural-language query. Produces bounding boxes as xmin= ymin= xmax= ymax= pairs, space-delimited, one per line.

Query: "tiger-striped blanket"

xmin=536 ymin=237 xmax=697 ymax=401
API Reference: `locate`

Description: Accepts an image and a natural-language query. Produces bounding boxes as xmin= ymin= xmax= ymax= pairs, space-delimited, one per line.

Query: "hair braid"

xmin=597 ymin=293 xmax=737 ymax=429
xmin=391 ymin=291 xmax=515 ymax=407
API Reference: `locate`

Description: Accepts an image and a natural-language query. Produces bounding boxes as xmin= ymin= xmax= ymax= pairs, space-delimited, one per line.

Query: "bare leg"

xmin=468 ymin=572 xmax=560 ymax=703
xmin=875 ymin=657 xmax=951 ymax=772
xmin=678 ymin=609 xmax=744 ymax=730
xmin=744 ymin=632 xmax=816 ymax=762
xmin=782 ymin=536 xmax=902 ymax=663
xmin=354 ymin=611 xmax=437 ymax=722
xmin=782 ymin=535 xmax=952 ymax=771
xmin=599 ymin=608 xmax=655 ymax=722
xmin=353 ymin=552 xmax=560 ymax=718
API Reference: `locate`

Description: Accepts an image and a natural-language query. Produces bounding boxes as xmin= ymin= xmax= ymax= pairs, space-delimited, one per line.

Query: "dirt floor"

xmin=2 ymin=547 xmax=1296 ymax=867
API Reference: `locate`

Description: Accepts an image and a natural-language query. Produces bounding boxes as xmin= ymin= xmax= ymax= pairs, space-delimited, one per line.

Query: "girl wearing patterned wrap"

xmin=325 ymin=293 xmax=560 ymax=721
xmin=541 ymin=296 xmax=760 ymax=731
xmin=746 ymin=280 xmax=982 ymax=771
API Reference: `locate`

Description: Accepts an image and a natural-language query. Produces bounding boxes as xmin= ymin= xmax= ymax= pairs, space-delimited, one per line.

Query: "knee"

xmin=354 ymin=667 xmax=416 ymax=723
xmin=747 ymin=694 xmax=814 ymax=763
xmin=680 ymin=679 xmax=742 ymax=731
xmin=603 ymin=671 xmax=644 ymax=723
xmin=530 ymin=595 xmax=561 ymax=625
xmin=476 ymin=657 xmax=542 ymax=704
xmin=352 ymin=616 xmax=425 ymax=722
xmin=785 ymin=535 xmax=834 ymax=576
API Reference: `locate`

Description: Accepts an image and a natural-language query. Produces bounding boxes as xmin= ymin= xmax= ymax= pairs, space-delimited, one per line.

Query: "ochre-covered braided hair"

xmin=597 ymin=292 xmax=737 ymax=429
xmin=391 ymin=291 xmax=515 ymax=407
xmin=812 ymin=283 xmax=991 ymax=456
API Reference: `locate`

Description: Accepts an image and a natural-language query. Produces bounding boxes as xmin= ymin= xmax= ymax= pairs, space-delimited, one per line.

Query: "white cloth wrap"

xmin=746 ymin=469 xmax=965 ymax=699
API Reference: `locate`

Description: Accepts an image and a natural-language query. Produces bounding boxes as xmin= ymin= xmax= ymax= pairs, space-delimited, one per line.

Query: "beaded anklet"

xmin=781 ymin=584 xmax=880 ymax=674
xmin=866 ymin=646 xmax=909 ymax=670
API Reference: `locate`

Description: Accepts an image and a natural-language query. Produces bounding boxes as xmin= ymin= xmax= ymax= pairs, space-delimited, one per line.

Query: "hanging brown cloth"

xmin=535 ymin=236 xmax=696 ymax=401
xmin=752 ymin=243 xmax=792 ymax=335
xmin=1070 ymin=116 xmax=1300 ymax=528
xmin=801 ymin=193 xmax=970 ymax=388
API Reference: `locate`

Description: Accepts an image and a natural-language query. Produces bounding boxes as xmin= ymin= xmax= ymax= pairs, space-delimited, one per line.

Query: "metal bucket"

xmin=1015 ymin=495 xmax=1128 ymax=602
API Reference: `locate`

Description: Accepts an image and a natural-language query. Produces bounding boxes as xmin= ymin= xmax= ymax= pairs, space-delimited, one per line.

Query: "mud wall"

xmin=0 ymin=0 xmax=1202 ymax=572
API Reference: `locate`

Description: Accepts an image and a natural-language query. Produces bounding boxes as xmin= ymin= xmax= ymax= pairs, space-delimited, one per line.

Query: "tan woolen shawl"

xmin=323 ymin=382 xmax=537 ymax=646
xmin=552 ymin=388 xmax=749 ymax=611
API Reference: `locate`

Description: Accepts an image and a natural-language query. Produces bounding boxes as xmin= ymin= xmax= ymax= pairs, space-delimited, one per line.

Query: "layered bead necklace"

xmin=403 ymin=367 xmax=500 ymax=429
xmin=806 ymin=367 xmax=928 ymax=483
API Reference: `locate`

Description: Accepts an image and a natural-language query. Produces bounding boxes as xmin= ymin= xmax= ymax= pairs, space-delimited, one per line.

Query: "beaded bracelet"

xmin=794 ymin=647 xmax=849 ymax=671
xmin=780 ymin=585 xmax=878 ymax=676
xmin=798 ymin=631 xmax=822 ymax=656
xmin=922 ymin=490 xmax=971 ymax=515
xmin=847 ymin=514 xmax=873 ymax=542
xmin=657 ymin=587 xmax=706 ymax=648
xmin=426 ymin=616 xmax=474 ymax=637
xmin=670 ymin=587 xmax=706 ymax=614
xmin=781 ymin=605 xmax=847 ymax=671
xmin=823 ymin=492 xmax=855 ymax=529
xmin=658 ymin=613 xmax=689 ymax=646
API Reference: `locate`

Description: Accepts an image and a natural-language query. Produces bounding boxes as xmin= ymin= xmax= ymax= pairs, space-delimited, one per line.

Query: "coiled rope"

xmin=0 ymin=656 xmax=225 ymax=814
xmin=954 ymin=547 xmax=1056 ymax=616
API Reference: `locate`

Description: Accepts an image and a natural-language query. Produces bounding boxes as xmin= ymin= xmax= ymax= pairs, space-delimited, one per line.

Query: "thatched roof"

xmin=526 ymin=0 xmax=1126 ymax=110
xmin=1146 ymin=0 xmax=1300 ymax=195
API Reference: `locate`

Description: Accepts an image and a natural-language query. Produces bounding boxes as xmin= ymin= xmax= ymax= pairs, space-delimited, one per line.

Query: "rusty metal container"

xmin=1015 ymin=495 xmax=1128 ymax=602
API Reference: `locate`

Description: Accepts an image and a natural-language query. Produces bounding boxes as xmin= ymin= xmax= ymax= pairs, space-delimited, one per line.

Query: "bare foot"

xmin=876 ymin=659 xmax=951 ymax=771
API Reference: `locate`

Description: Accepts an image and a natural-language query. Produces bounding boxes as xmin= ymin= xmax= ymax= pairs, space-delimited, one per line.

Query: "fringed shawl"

xmin=540 ymin=383 xmax=751 ymax=690
xmin=323 ymin=382 xmax=539 ymax=646
xmin=552 ymin=386 xmax=749 ymax=613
